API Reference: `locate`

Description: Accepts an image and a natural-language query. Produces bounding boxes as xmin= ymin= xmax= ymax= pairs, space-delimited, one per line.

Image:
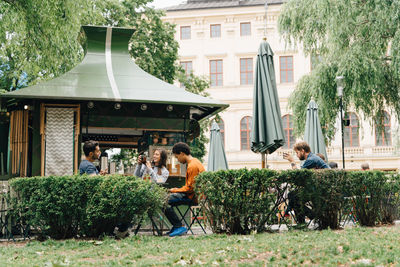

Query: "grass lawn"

xmin=1 ymin=225 xmax=400 ymax=266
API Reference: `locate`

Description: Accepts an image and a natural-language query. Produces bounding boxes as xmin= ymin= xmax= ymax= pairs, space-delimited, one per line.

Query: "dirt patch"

xmin=0 ymin=240 xmax=29 ymax=247
xmin=78 ymin=253 xmax=132 ymax=263
xmin=78 ymin=257 xmax=98 ymax=263
xmin=230 ymin=251 xmax=275 ymax=264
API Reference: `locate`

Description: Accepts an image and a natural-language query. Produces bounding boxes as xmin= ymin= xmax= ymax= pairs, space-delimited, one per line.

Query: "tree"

xmin=0 ymin=0 xmax=214 ymax=161
xmin=0 ymin=0 xmax=179 ymax=90
xmin=278 ymin=0 xmax=400 ymax=140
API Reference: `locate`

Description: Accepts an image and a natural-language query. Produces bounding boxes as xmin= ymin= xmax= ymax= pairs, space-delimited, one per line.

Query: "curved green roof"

xmin=1 ymin=26 xmax=228 ymax=119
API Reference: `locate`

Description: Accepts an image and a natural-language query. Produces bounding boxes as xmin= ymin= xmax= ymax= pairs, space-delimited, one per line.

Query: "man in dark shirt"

xmin=79 ymin=140 xmax=104 ymax=176
xmin=283 ymin=141 xmax=330 ymax=169
xmin=283 ymin=141 xmax=329 ymax=224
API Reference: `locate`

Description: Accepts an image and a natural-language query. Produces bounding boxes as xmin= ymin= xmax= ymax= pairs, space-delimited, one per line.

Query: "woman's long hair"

xmin=154 ymin=149 xmax=168 ymax=175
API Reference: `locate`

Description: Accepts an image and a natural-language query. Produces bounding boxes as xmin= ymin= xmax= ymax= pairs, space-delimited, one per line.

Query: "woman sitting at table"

xmin=134 ymin=149 xmax=169 ymax=184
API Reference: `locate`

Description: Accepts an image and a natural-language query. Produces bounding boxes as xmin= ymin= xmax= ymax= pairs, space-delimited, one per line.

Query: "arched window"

xmin=282 ymin=114 xmax=295 ymax=149
xmin=375 ymin=111 xmax=392 ymax=146
xmin=240 ymin=116 xmax=252 ymax=150
xmin=217 ymin=119 xmax=225 ymax=146
xmin=344 ymin=112 xmax=359 ymax=147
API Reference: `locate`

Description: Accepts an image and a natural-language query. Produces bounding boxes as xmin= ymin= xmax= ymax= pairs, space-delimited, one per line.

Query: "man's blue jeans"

xmin=164 ymin=193 xmax=190 ymax=228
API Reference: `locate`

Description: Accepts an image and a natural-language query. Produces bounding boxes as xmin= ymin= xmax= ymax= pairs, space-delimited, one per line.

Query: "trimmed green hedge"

xmin=9 ymin=175 xmax=167 ymax=239
xmin=196 ymin=169 xmax=400 ymax=234
xmin=7 ymin=170 xmax=400 ymax=238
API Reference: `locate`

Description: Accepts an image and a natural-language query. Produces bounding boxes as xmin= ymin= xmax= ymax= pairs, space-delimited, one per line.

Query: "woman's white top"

xmin=134 ymin=163 xmax=169 ymax=184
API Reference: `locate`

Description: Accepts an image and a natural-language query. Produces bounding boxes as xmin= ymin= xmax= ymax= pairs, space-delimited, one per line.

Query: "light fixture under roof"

xmin=140 ymin=104 xmax=148 ymax=111
xmin=114 ymin=103 xmax=121 ymax=110
xmin=87 ymin=101 xmax=94 ymax=109
xmin=166 ymin=105 xmax=173 ymax=112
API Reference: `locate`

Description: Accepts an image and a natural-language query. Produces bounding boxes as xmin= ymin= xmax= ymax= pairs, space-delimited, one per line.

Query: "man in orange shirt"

xmin=164 ymin=142 xmax=205 ymax=237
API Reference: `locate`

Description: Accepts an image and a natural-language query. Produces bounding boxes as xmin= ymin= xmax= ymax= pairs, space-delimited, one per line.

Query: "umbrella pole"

xmin=261 ymin=153 xmax=268 ymax=169
xmin=261 ymin=153 xmax=265 ymax=169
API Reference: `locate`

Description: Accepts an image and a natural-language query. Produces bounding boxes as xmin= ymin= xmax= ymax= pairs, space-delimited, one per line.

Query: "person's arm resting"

xmin=170 ymin=168 xmax=196 ymax=194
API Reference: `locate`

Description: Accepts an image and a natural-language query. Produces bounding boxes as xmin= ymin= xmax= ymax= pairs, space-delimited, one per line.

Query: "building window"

xmin=280 ymin=56 xmax=294 ymax=83
xmin=210 ymin=24 xmax=221 ymax=38
xmin=282 ymin=114 xmax=295 ymax=149
xmin=180 ymin=26 xmax=191 ymax=40
xmin=210 ymin=60 xmax=223 ymax=86
xmin=217 ymin=119 xmax=225 ymax=146
xmin=375 ymin=111 xmax=392 ymax=146
xmin=240 ymin=22 xmax=251 ymax=36
xmin=240 ymin=116 xmax=252 ymax=150
xmin=240 ymin=58 xmax=253 ymax=85
xmin=180 ymin=61 xmax=193 ymax=76
xmin=180 ymin=61 xmax=193 ymax=87
xmin=344 ymin=112 xmax=359 ymax=147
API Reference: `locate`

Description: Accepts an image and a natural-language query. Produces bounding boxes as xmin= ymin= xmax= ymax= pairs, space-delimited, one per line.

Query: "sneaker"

xmin=166 ymin=226 xmax=178 ymax=235
xmin=169 ymin=226 xmax=187 ymax=237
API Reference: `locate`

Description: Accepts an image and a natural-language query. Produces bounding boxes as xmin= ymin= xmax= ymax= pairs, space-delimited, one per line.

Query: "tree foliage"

xmin=278 ymin=0 xmax=400 ymax=140
xmin=0 ymin=0 xmax=215 ymax=161
xmin=0 ymin=0 xmax=179 ymax=90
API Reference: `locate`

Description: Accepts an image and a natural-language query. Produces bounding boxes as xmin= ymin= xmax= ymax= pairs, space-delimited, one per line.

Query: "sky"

xmin=148 ymin=0 xmax=185 ymax=8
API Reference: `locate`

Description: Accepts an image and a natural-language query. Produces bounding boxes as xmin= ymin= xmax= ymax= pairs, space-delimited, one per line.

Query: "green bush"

xmin=196 ymin=169 xmax=284 ymax=234
xmin=9 ymin=175 xmax=167 ymax=239
xmin=380 ymin=174 xmax=400 ymax=224
xmin=345 ymin=171 xmax=400 ymax=226
xmin=307 ymin=170 xmax=349 ymax=229
xmin=82 ymin=176 xmax=167 ymax=237
xmin=345 ymin=171 xmax=387 ymax=226
xmin=196 ymin=169 xmax=400 ymax=234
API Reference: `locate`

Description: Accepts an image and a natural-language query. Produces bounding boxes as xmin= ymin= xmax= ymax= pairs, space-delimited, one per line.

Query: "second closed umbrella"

xmin=207 ymin=121 xmax=229 ymax=171
xmin=304 ymin=99 xmax=328 ymax=161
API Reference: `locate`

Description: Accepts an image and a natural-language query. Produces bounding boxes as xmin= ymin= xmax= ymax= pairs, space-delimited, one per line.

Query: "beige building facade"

xmin=163 ymin=0 xmax=400 ymax=171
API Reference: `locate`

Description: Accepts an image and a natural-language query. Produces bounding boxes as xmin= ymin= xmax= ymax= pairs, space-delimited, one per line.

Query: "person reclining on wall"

xmin=79 ymin=140 xmax=107 ymax=176
xmin=283 ymin=141 xmax=330 ymax=224
xmin=164 ymin=142 xmax=205 ymax=237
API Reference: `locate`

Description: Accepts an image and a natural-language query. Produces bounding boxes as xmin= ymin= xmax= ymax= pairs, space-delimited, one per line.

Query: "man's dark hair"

xmin=328 ymin=161 xmax=338 ymax=169
xmin=293 ymin=141 xmax=311 ymax=153
xmin=83 ymin=140 xmax=99 ymax=157
xmin=172 ymin=142 xmax=191 ymax=155
xmin=361 ymin=163 xmax=370 ymax=170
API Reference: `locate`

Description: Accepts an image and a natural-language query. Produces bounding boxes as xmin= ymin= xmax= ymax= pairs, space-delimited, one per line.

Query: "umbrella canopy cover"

xmin=207 ymin=122 xmax=229 ymax=171
xmin=251 ymin=41 xmax=285 ymax=154
xmin=304 ymin=100 xmax=328 ymax=161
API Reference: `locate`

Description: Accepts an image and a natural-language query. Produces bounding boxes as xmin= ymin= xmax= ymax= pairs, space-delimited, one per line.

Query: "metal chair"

xmin=170 ymin=198 xmax=206 ymax=235
xmin=0 ymin=193 xmax=15 ymax=241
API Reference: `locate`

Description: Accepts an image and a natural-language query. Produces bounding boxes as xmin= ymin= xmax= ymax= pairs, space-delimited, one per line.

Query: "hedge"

xmin=7 ymin=170 xmax=400 ymax=238
xmin=9 ymin=175 xmax=167 ymax=239
xmin=195 ymin=169 xmax=400 ymax=234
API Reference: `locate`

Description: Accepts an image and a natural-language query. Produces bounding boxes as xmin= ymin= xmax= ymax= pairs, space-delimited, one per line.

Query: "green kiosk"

xmin=0 ymin=26 xmax=228 ymax=179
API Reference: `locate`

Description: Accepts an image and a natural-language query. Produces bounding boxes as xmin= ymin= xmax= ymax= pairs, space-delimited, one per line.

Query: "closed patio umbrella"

xmin=304 ymin=99 xmax=328 ymax=161
xmin=251 ymin=41 xmax=285 ymax=167
xmin=207 ymin=121 xmax=228 ymax=171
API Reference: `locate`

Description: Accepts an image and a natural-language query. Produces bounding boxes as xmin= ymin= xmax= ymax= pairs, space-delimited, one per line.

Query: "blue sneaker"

xmin=169 ymin=226 xmax=187 ymax=237
xmin=166 ymin=226 xmax=177 ymax=235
